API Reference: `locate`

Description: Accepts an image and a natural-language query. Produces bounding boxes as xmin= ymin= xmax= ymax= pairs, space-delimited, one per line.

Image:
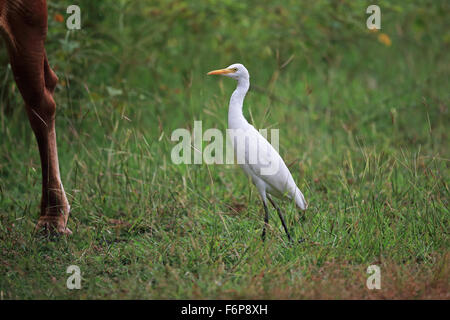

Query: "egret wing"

xmin=240 ymin=125 xmax=298 ymax=198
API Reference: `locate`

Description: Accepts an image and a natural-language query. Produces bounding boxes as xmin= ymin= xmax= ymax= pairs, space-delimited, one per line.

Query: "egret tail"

xmin=295 ymin=187 xmax=308 ymax=211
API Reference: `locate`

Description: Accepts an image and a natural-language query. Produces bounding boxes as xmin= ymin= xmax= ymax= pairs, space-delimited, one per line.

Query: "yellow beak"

xmin=207 ymin=68 xmax=234 ymax=75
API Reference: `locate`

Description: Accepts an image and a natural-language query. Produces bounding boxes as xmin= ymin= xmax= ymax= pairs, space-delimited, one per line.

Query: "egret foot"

xmin=267 ymin=196 xmax=292 ymax=242
xmin=261 ymin=200 xmax=270 ymax=242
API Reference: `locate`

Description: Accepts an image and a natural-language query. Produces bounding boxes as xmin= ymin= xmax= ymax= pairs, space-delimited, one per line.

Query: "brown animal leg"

xmin=1 ymin=0 xmax=71 ymax=234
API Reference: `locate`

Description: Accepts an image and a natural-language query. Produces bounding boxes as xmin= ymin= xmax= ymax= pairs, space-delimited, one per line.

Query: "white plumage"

xmin=208 ymin=63 xmax=308 ymax=241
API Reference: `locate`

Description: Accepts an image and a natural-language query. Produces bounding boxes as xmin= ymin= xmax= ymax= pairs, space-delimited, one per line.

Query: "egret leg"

xmin=267 ymin=196 xmax=292 ymax=242
xmin=261 ymin=200 xmax=270 ymax=242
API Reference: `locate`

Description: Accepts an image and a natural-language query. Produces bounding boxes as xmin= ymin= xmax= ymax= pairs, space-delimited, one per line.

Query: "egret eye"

xmin=233 ymin=68 xmax=238 ymax=71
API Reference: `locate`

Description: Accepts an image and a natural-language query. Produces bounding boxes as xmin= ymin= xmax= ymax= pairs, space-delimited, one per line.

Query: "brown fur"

xmin=0 ymin=0 xmax=71 ymax=234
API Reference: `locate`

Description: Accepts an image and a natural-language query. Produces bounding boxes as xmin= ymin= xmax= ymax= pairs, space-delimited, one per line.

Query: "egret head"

xmin=207 ymin=63 xmax=249 ymax=81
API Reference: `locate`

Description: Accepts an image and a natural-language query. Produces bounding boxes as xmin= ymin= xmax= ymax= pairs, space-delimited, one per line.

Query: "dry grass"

xmin=215 ymin=254 xmax=449 ymax=300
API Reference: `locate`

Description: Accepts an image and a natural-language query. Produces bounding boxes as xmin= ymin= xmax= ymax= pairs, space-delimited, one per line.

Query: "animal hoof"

xmin=35 ymin=217 xmax=72 ymax=236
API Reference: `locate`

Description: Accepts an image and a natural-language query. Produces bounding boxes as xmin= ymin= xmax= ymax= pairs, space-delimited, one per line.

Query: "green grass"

xmin=0 ymin=0 xmax=448 ymax=299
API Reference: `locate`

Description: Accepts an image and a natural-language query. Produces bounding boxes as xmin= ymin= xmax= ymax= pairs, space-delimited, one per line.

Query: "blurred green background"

xmin=0 ymin=0 xmax=448 ymax=299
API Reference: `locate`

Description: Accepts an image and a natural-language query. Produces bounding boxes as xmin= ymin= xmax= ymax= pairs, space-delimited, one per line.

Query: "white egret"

xmin=207 ymin=63 xmax=308 ymax=242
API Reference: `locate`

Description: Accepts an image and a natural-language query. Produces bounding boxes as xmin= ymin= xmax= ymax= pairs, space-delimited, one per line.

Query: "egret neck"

xmin=228 ymin=77 xmax=250 ymax=130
